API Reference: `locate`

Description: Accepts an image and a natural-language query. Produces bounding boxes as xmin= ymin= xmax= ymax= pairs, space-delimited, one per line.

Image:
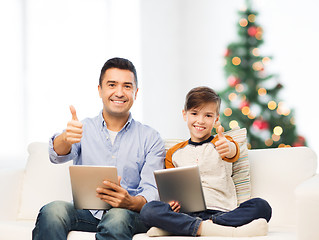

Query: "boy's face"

xmin=182 ymin=102 xmax=220 ymax=143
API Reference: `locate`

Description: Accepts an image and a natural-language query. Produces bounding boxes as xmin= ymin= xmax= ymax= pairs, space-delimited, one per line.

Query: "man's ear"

xmin=134 ymin=88 xmax=139 ymax=100
xmin=182 ymin=109 xmax=187 ymax=122
xmin=98 ymin=85 xmax=102 ymax=98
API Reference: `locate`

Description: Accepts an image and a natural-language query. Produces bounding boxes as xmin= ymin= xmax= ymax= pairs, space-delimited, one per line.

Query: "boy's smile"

xmin=183 ymin=102 xmax=219 ymax=143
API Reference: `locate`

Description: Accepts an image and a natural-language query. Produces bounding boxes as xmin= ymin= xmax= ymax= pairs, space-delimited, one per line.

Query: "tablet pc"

xmin=69 ymin=165 xmax=118 ymax=210
xmin=154 ymin=165 xmax=206 ymax=213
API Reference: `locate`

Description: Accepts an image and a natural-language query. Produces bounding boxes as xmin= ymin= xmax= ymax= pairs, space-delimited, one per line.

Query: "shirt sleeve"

xmin=137 ymin=131 xmax=166 ymax=203
xmin=48 ymin=132 xmax=80 ymax=164
xmin=222 ymin=135 xmax=240 ymax=163
xmin=165 ymin=148 xmax=175 ymax=169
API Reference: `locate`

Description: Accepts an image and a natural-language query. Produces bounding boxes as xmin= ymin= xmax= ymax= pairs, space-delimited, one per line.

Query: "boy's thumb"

xmin=217 ymin=125 xmax=224 ymax=139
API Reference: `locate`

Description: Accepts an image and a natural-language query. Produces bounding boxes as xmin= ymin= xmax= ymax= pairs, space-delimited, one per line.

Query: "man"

xmin=32 ymin=57 xmax=166 ymax=240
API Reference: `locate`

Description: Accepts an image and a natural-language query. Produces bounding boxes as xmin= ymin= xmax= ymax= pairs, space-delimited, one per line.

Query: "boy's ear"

xmin=182 ymin=109 xmax=187 ymax=121
xmin=214 ymin=115 xmax=220 ymax=128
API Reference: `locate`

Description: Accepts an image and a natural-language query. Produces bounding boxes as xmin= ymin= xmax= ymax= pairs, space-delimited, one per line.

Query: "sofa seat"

xmin=0 ymin=142 xmax=318 ymax=240
xmin=0 ymin=219 xmax=298 ymax=240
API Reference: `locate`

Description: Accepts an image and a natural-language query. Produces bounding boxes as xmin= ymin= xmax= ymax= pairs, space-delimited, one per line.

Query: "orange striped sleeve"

xmin=212 ymin=135 xmax=239 ymax=163
xmin=165 ymin=140 xmax=189 ymax=168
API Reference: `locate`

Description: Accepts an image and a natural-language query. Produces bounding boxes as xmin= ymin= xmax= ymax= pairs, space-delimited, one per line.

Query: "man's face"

xmin=182 ymin=102 xmax=219 ymax=143
xmin=98 ymin=68 xmax=138 ymax=119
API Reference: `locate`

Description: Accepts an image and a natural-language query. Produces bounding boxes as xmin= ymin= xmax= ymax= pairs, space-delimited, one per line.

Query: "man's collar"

xmin=99 ymin=111 xmax=133 ymax=131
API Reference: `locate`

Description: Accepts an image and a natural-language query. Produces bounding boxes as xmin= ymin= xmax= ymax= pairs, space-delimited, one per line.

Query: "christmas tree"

xmin=218 ymin=2 xmax=306 ymax=149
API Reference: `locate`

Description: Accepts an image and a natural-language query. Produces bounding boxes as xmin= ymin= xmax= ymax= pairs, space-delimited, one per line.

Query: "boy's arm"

xmin=215 ymin=126 xmax=239 ymax=163
xmin=165 ymin=148 xmax=176 ymax=169
xmin=223 ymin=136 xmax=239 ymax=163
xmin=164 ymin=140 xmax=189 ymax=168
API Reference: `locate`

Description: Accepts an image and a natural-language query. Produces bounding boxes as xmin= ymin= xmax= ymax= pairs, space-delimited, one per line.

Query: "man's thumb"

xmin=69 ymin=105 xmax=78 ymax=121
xmin=217 ymin=125 xmax=225 ymax=139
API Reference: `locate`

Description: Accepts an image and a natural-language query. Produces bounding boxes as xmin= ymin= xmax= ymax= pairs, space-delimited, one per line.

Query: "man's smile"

xmin=111 ymin=99 xmax=127 ymax=104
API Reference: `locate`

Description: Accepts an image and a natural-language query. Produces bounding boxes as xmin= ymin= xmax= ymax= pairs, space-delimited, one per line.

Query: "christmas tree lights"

xmin=218 ymin=1 xmax=306 ymax=149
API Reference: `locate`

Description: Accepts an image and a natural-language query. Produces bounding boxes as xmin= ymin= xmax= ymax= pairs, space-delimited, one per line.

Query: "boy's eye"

xmin=191 ymin=112 xmax=197 ymax=115
xmin=206 ymin=114 xmax=213 ymax=118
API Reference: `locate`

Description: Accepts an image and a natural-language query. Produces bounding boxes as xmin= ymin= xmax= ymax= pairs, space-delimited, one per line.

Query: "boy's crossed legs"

xmin=140 ymin=198 xmax=272 ymax=237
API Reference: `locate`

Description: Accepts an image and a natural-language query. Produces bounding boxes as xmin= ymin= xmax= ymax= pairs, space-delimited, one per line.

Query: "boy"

xmin=140 ymin=86 xmax=272 ymax=237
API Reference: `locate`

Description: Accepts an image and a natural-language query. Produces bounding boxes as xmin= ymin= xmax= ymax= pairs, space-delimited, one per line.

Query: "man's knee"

xmin=100 ymin=208 xmax=133 ymax=227
xmin=37 ymin=201 xmax=74 ymax=225
xmin=33 ymin=201 xmax=74 ymax=240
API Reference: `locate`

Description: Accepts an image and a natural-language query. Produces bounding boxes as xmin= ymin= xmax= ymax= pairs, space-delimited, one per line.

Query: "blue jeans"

xmin=140 ymin=198 xmax=272 ymax=237
xmin=32 ymin=201 xmax=148 ymax=240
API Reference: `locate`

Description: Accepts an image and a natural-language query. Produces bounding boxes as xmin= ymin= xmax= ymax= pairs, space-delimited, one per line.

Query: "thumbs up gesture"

xmin=65 ymin=105 xmax=83 ymax=144
xmin=215 ymin=124 xmax=235 ymax=159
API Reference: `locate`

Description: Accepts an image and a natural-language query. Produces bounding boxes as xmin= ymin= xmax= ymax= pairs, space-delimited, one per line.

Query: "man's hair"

xmin=99 ymin=57 xmax=138 ymax=87
xmin=184 ymin=86 xmax=221 ymax=113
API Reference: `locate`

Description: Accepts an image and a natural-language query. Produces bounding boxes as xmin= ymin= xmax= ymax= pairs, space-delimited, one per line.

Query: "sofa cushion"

xmin=17 ymin=142 xmax=72 ymax=220
xmin=248 ymin=146 xmax=317 ymax=228
xmin=223 ymin=128 xmax=251 ymax=205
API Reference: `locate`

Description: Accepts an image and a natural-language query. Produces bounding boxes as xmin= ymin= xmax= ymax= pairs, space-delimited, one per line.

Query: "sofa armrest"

xmin=0 ymin=168 xmax=24 ymax=220
xmin=295 ymin=174 xmax=319 ymax=240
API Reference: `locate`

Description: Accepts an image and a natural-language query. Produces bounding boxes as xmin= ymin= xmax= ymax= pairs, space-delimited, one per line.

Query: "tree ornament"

xmin=247 ymin=26 xmax=258 ymax=37
xmin=252 ymin=119 xmax=269 ymax=130
xmin=228 ymin=76 xmax=241 ymax=87
xmin=239 ymin=100 xmax=250 ymax=110
xmin=292 ymin=136 xmax=306 ymax=147
xmin=224 ymin=48 xmax=231 ymax=57
xmin=276 ymin=83 xmax=283 ymax=89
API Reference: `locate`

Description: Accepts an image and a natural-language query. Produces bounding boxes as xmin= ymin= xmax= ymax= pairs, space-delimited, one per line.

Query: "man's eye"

xmin=124 ymin=85 xmax=132 ymax=89
xmin=108 ymin=84 xmax=115 ymax=87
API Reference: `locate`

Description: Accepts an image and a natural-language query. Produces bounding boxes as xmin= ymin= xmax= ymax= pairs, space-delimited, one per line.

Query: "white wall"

xmin=139 ymin=0 xmax=319 ymax=157
xmin=0 ymin=0 xmax=318 ymax=168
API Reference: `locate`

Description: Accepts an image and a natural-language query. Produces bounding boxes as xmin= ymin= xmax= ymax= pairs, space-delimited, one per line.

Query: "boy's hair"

xmin=99 ymin=57 xmax=138 ymax=88
xmin=184 ymin=86 xmax=221 ymax=113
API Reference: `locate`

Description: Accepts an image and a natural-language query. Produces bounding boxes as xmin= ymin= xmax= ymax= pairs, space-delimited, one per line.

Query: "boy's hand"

xmin=215 ymin=125 xmax=235 ymax=158
xmin=169 ymin=201 xmax=181 ymax=213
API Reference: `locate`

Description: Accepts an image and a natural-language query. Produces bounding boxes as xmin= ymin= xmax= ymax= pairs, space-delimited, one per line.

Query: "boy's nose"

xmin=197 ymin=116 xmax=205 ymax=124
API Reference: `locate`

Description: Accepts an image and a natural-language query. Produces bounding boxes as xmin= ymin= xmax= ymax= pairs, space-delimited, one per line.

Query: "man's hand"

xmin=215 ymin=125 xmax=236 ymax=159
xmin=96 ymin=176 xmax=147 ymax=212
xmin=169 ymin=201 xmax=181 ymax=213
xmin=53 ymin=105 xmax=83 ymax=155
xmin=64 ymin=105 xmax=83 ymax=144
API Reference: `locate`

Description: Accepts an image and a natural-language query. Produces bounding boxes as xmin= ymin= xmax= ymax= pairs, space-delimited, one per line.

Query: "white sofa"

xmin=0 ymin=141 xmax=318 ymax=240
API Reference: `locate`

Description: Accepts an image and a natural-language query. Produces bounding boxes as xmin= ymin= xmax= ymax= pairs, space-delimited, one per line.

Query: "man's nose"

xmin=115 ymin=86 xmax=124 ymax=97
